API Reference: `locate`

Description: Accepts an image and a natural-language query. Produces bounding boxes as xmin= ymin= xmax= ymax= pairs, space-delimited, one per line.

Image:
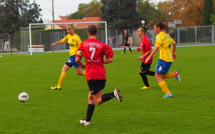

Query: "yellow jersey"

xmin=61 ymin=33 xmax=82 ymax=56
xmin=155 ymin=31 xmax=175 ymax=62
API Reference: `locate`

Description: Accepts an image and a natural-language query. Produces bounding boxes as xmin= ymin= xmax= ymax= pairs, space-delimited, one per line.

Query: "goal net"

xmin=23 ymin=21 xmax=107 ymax=55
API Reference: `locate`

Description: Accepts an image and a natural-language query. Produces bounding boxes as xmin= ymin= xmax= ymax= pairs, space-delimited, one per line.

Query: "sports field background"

xmin=0 ymin=45 xmax=215 ymax=134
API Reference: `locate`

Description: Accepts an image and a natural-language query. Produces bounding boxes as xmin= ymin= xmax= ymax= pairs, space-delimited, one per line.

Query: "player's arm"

xmin=76 ymin=56 xmax=86 ymax=69
xmin=145 ymin=46 xmax=159 ymax=63
xmin=136 ymin=47 xmax=142 ymax=52
xmin=104 ymin=45 xmax=113 ymax=64
xmin=171 ymin=38 xmax=177 ymax=60
xmin=137 ymin=50 xmax=152 ymax=61
xmin=104 ymin=57 xmax=113 ymax=64
xmin=76 ymin=50 xmax=86 ymax=69
xmin=52 ymin=35 xmax=68 ymax=46
xmin=51 ymin=41 xmax=62 ymax=46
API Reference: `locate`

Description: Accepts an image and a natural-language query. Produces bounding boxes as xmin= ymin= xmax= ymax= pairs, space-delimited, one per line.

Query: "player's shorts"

xmin=65 ymin=55 xmax=80 ymax=67
xmin=124 ymin=43 xmax=130 ymax=46
xmin=140 ymin=62 xmax=151 ymax=71
xmin=87 ymin=79 xmax=106 ymax=95
xmin=156 ymin=59 xmax=172 ymax=74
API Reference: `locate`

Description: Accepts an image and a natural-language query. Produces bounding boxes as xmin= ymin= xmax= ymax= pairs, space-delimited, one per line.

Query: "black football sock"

xmin=129 ymin=47 xmax=132 ymax=53
xmin=86 ymin=104 xmax=95 ymax=122
xmin=146 ymin=71 xmax=155 ymax=76
xmin=139 ymin=73 xmax=150 ymax=87
xmin=101 ymin=92 xmax=115 ymax=102
xmin=124 ymin=48 xmax=126 ymax=53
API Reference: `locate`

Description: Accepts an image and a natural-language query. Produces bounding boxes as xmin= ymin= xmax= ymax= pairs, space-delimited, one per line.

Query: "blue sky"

xmin=32 ymin=0 xmax=166 ymax=22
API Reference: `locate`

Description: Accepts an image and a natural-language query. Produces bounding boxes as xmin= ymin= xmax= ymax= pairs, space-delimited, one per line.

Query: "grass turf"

xmin=0 ymin=45 xmax=215 ymax=134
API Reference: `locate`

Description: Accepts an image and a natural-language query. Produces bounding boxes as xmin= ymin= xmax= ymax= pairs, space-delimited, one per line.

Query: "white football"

xmin=18 ymin=92 xmax=29 ymax=102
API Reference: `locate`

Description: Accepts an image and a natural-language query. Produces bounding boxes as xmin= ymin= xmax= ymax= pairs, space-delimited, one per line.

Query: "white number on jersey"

xmin=89 ymin=47 xmax=96 ymax=60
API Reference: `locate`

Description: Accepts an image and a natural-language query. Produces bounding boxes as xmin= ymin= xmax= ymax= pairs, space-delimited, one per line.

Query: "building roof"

xmin=51 ymin=17 xmax=101 ymax=29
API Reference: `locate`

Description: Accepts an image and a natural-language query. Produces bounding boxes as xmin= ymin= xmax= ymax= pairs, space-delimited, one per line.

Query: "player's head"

xmin=87 ymin=25 xmax=97 ymax=36
xmin=138 ymin=26 xmax=148 ymax=37
xmin=67 ymin=23 xmax=75 ymax=34
xmin=124 ymin=29 xmax=128 ymax=34
xmin=154 ymin=22 xmax=169 ymax=33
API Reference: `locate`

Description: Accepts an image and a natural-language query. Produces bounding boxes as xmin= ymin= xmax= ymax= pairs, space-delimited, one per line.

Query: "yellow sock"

xmin=158 ymin=81 xmax=171 ymax=94
xmin=57 ymin=72 xmax=66 ymax=87
xmin=162 ymin=72 xmax=175 ymax=79
xmin=82 ymin=71 xmax=86 ymax=76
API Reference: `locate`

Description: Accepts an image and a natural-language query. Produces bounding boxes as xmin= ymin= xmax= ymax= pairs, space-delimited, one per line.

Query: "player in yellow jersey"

xmin=50 ymin=23 xmax=86 ymax=90
xmin=145 ymin=22 xmax=181 ymax=98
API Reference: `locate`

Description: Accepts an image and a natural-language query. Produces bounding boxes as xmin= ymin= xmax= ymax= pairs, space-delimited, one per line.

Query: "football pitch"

xmin=0 ymin=45 xmax=215 ymax=134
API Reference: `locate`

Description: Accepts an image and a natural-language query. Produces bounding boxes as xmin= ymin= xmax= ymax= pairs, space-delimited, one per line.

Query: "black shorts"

xmin=140 ymin=62 xmax=151 ymax=71
xmin=125 ymin=43 xmax=130 ymax=46
xmin=87 ymin=79 xmax=106 ymax=95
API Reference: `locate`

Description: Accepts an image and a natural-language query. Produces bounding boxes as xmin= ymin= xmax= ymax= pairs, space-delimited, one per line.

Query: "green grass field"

xmin=0 ymin=45 xmax=215 ymax=134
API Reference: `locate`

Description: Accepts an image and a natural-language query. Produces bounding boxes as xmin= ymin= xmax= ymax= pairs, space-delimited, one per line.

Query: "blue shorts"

xmin=65 ymin=55 xmax=80 ymax=68
xmin=156 ymin=59 xmax=172 ymax=74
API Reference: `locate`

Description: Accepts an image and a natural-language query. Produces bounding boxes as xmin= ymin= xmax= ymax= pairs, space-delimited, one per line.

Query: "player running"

xmin=145 ymin=22 xmax=181 ymax=98
xmin=50 ymin=23 xmax=86 ymax=90
xmin=136 ymin=26 xmax=155 ymax=89
xmin=76 ymin=25 xmax=122 ymax=126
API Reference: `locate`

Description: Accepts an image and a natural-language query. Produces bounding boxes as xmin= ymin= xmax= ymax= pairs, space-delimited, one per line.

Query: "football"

xmin=18 ymin=92 xmax=29 ymax=102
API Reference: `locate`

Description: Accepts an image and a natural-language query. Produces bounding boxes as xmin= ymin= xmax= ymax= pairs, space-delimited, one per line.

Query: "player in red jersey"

xmin=136 ymin=26 xmax=155 ymax=89
xmin=76 ymin=25 xmax=122 ymax=126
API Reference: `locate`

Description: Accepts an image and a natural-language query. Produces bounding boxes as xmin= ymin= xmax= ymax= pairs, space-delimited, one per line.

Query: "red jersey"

xmin=140 ymin=35 xmax=153 ymax=64
xmin=76 ymin=38 xmax=113 ymax=81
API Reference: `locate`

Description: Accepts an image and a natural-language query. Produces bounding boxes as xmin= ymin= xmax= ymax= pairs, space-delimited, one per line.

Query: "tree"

xmin=0 ymin=0 xmax=42 ymax=34
xmin=202 ymin=0 xmax=214 ymax=25
xmin=68 ymin=11 xmax=86 ymax=19
xmin=78 ymin=0 xmax=101 ymax=17
xmin=101 ymin=0 xmax=140 ymax=29
xmin=136 ymin=0 xmax=161 ymax=25
xmin=68 ymin=0 xmax=101 ymax=19
xmin=156 ymin=0 xmax=204 ymax=26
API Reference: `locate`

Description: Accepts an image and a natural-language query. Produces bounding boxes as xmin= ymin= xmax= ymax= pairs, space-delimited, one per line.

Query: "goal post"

xmin=28 ymin=21 xmax=108 ymax=55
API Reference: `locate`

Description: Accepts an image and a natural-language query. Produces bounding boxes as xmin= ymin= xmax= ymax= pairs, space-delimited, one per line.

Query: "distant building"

xmin=48 ymin=16 xmax=101 ymax=29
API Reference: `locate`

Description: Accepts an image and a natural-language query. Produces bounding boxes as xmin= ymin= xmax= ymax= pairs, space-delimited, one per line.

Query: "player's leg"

xmin=156 ymin=59 xmax=173 ymax=98
xmin=50 ymin=64 xmax=70 ymax=90
xmin=74 ymin=67 xmax=86 ymax=76
xmin=145 ymin=70 xmax=155 ymax=76
xmin=139 ymin=70 xmax=150 ymax=89
xmin=88 ymin=80 xmax=122 ymax=104
xmin=80 ymin=92 xmax=94 ymax=126
xmin=74 ymin=57 xmax=86 ymax=76
xmin=93 ymin=89 xmax=122 ymax=104
xmin=139 ymin=63 xmax=154 ymax=89
xmin=122 ymin=45 xmax=126 ymax=54
xmin=128 ymin=46 xmax=132 ymax=54
xmin=156 ymin=73 xmax=172 ymax=98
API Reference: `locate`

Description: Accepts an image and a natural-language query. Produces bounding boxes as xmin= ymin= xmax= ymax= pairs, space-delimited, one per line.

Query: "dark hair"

xmin=88 ymin=25 xmax=97 ymax=35
xmin=140 ymin=26 xmax=148 ymax=33
xmin=155 ymin=22 xmax=169 ymax=33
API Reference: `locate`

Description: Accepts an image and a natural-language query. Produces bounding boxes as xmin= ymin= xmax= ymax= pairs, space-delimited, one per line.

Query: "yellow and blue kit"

xmin=61 ymin=33 xmax=82 ymax=67
xmin=155 ymin=31 xmax=175 ymax=74
xmin=61 ymin=33 xmax=82 ymax=56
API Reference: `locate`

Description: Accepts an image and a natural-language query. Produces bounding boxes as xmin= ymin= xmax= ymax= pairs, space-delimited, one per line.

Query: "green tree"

xmin=101 ymin=0 xmax=140 ymax=29
xmin=202 ymin=0 xmax=214 ymax=25
xmin=78 ymin=0 xmax=101 ymax=17
xmin=0 ymin=0 xmax=42 ymax=34
xmin=68 ymin=0 xmax=101 ymax=19
xmin=68 ymin=11 xmax=86 ymax=19
xmin=136 ymin=0 xmax=161 ymax=25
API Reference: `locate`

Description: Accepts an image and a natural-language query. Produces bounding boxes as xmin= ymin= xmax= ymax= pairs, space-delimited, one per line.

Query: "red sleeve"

xmin=143 ymin=37 xmax=152 ymax=52
xmin=104 ymin=44 xmax=113 ymax=59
